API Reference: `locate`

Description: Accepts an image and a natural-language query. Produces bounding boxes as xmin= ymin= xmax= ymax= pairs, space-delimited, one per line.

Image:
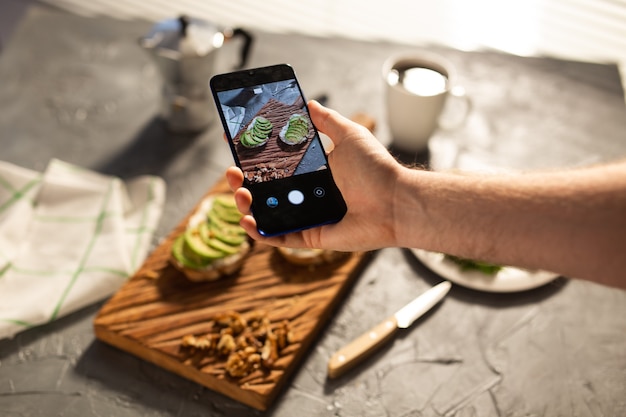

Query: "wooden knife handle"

xmin=327 ymin=316 xmax=398 ymax=379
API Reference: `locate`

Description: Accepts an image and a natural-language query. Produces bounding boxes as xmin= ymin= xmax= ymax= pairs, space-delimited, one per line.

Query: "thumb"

xmin=308 ymin=100 xmax=359 ymax=147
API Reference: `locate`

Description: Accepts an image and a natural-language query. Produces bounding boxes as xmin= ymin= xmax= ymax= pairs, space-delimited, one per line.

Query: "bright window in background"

xmin=41 ymin=0 xmax=626 ymax=65
xmin=446 ymin=0 xmax=540 ymax=55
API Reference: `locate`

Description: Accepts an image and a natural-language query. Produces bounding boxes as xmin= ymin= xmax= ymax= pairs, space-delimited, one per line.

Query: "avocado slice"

xmin=198 ymin=219 xmax=245 ymax=245
xmin=210 ymin=222 xmax=247 ymax=246
xmin=253 ymin=125 xmax=272 ymax=137
xmin=214 ymin=195 xmax=238 ymax=210
xmin=198 ymin=221 xmax=214 ymax=245
xmin=250 ymin=132 xmax=268 ymax=144
xmin=184 ymin=227 xmax=226 ymax=261
xmin=240 ymin=127 xmax=268 ymax=147
xmin=194 ymin=221 xmax=241 ymax=255
xmin=206 ymin=235 xmax=241 ymax=255
xmin=207 ymin=210 xmax=247 ymax=235
xmin=240 ymin=130 xmax=255 ymax=147
xmin=199 ymin=204 xmax=247 ymax=246
xmin=171 ymin=235 xmax=207 ymax=269
xmin=253 ymin=120 xmax=271 ymax=131
xmin=252 ymin=117 xmax=272 ymax=138
xmin=211 ymin=204 xmax=243 ymax=224
xmin=254 ymin=116 xmax=272 ymax=127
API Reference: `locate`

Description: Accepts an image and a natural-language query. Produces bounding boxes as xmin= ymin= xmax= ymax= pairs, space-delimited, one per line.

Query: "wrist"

xmin=391 ymin=165 xmax=432 ymax=248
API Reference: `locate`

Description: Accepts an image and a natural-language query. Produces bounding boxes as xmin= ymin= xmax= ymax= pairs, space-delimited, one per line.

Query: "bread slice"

xmin=276 ymin=247 xmax=348 ymax=266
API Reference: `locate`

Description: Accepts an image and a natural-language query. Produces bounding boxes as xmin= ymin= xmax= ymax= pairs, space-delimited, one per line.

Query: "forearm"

xmin=393 ymin=163 xmax=626 ymax=288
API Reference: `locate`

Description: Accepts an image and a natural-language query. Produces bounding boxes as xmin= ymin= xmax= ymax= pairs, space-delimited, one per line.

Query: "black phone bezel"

xmin=210 ymin=64 xmax=297 ymax=94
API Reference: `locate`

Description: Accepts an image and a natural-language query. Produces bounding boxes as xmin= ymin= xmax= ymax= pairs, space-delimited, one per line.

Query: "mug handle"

xmin=230 ymin=28 xmax=254 ymax=69
xmin=439 ymin=86 xmax=472 ymax=131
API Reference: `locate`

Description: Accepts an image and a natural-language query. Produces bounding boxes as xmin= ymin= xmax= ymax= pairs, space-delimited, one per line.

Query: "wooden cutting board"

xmin=93 ymin=177 xmax=370 ymax=411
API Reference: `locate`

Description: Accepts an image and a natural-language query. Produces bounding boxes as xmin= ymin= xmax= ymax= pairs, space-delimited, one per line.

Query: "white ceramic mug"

xmin=383 ymin=52 xmax=469 ymax=152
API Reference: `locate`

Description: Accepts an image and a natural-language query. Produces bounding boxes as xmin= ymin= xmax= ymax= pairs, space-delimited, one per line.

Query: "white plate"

xmin=410 ymin=249 xmax=559 ymax=293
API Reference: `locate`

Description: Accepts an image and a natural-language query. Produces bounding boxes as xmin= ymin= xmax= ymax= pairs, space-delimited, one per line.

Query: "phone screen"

xmin=210 ymin=64 xmax=346 ymax=236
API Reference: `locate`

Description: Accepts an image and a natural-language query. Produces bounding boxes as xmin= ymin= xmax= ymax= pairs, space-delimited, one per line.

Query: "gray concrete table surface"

xmin=1 ymin=4 xmax=626 ymax=417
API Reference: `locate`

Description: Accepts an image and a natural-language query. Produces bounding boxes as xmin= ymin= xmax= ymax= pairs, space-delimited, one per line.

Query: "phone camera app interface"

xmin=216 ymin=79 xmax=328 ymax=185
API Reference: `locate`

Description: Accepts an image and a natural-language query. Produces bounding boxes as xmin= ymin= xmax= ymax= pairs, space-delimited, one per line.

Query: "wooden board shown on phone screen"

xmin=234 ymin=96 xmax=316 ymax=183
xmin=93 ymin=177 xmax=370 ymax=411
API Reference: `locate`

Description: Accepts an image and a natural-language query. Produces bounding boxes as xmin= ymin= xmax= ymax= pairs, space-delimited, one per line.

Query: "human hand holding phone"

xmin=225 ymin=100 xmax=402 ymax=251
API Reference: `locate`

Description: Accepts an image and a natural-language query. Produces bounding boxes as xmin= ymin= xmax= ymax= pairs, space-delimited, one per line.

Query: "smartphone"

xmin=210 ymin=64 xmax=347 ymax=237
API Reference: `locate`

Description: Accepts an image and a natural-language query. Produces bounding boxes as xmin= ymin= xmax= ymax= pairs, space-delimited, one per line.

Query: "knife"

xmin=327 ymin=280 xmax=452 ymax=379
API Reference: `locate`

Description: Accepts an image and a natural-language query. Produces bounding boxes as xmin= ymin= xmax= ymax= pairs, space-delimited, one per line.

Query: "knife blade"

xmin=327 ymin=280 xmax=451 ymax=379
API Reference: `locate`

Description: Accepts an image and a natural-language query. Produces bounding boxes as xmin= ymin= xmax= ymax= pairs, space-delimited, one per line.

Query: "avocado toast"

xmin=279 ymin=114 xmax=310 ymax=145
xmin=171 ymin=194 xmax=251 ymax=281
xmin=239 ymin=116 xmax=273 ymax=148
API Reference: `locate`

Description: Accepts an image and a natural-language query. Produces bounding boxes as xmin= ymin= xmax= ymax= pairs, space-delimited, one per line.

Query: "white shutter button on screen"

xmin=288 ymin=190 xmax=305 ymax=205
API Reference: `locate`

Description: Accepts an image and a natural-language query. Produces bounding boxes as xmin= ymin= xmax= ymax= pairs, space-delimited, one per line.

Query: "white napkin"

xmin=224 ymin=105 xmax=246 ymax=138
xmin=0 ymin=159 xmax=166 ymax=339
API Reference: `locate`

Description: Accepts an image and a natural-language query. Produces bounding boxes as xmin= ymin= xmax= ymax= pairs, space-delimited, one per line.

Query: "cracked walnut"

xmin=180 ymin=311 xmax=294 ymax=378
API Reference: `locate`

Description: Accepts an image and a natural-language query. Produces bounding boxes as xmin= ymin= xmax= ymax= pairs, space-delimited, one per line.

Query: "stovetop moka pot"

xmin=140 ymin=15 xmax=253 ymax=133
